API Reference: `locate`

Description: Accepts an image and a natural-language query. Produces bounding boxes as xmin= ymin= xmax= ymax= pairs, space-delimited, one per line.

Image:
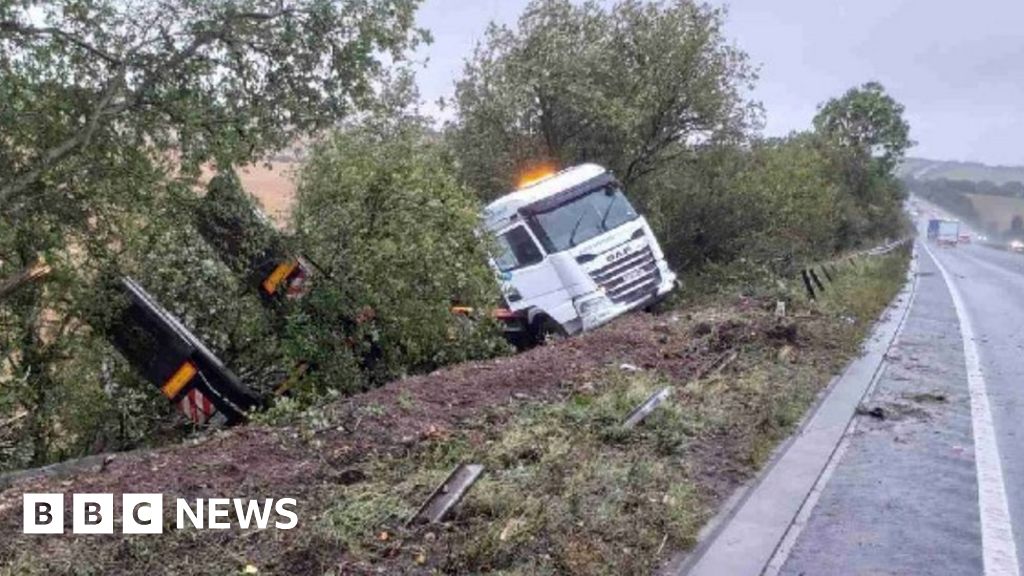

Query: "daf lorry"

xmin=482 ymin=164 xmax=677 ymax=343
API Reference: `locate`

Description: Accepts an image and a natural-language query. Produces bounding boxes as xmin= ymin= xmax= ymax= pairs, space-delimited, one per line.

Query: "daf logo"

xmin=606 ymin=245 xmax=632 ymax=263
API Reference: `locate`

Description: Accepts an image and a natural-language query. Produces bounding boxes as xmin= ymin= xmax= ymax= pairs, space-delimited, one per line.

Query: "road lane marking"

xmin=924 ymin=241 xmax=1021 ymax=576
xmin=763 ymin=249 xmax=921 ymax=575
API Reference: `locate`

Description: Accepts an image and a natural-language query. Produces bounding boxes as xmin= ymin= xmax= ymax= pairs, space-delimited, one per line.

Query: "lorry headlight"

xmin=574 ymin=294 xmax=608 ymax=318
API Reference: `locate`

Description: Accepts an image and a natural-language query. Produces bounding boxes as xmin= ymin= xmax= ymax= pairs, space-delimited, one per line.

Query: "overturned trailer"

xmin=195 ymin=174 xmax=312 ymax=304
xmin=106 ymin=277 xmax=262 ymax=425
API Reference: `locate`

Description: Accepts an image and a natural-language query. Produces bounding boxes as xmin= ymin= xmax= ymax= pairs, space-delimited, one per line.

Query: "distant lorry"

xmin=482 ymin=164 xmax=677 ymax=343
xmin=937 ymin=220 xmax=960 ymax=246
xmin=927 ymin=219 xmax=941 ymax=240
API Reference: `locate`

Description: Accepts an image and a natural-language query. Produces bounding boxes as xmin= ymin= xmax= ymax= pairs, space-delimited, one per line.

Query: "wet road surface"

xmin=779 ymin=238 xmax=1024 ymax=575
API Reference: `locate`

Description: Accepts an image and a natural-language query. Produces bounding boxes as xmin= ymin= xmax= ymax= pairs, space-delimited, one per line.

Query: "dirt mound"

xmin=327 ymin=312 xmax=711 ymax=452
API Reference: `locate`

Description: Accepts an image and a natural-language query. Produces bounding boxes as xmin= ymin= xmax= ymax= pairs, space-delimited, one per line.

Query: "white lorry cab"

xmin=483 ymin=163 xmax=677 ymax=343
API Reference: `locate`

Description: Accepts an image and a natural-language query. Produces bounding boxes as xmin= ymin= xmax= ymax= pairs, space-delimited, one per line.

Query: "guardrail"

xmin=799 ymin=237 xmax=912 ymax=300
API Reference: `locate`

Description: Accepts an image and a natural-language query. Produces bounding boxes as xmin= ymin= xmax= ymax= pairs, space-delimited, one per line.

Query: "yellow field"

xmin=202 ymin=161 xmax=300 ymax=228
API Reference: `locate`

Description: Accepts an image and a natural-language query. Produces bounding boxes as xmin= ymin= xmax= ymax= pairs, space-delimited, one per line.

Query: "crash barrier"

xmin=107 ymin=277 xmax=263 ymax=425
xmin=799 ymin=238 xmax=911 ymax=300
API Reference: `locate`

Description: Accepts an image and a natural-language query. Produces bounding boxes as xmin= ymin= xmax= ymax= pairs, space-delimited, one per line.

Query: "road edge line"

xmin=762 ymin=245 xmax=921 ymax=574
xmin=923 ymin=241 xmax=1020 ymax=576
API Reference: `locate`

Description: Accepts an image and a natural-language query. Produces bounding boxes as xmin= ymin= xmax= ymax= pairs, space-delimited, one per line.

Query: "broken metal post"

xmin=409 ymin=463 xmax=484 ymax=525
xmin=801 ymin=269 xmax=816 ymax=299
xmin=809 ymin=268 xmax=826 ymax=292
xmin=622 ymin=387 xmax=672 ymax=429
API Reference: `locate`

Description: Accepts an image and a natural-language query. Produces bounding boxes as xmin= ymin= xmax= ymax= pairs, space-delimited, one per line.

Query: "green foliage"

xmin=0 ymin=0 xmax=915 ymax=476
xmin=813 ymin=81 xmax=913 ymax=175
xmin=642 ymin=134 xmax=845 ymax=275
xmin=448 ymin=1 xmax=909 ymax=280
xmin=195 ymin=173 xmax=291 ymax=285
xmin=643 ymin=82 xmax=911 ymax=273
xmin=1 ymin=0 xmax=426 ymax=468
xmin=293 ymin=118 xmax=507 ymax=388
xmin=1 ymin=0 xmax=426 ymax=209
xmin=448 ymin=0 xmax=758 ymax=199
xmin=811 ymin=82 xmax=912 ymax=244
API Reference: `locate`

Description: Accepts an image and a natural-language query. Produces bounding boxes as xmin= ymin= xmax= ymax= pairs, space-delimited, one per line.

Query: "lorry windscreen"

xmin=527 ymin=185 xmax=639 ymax=253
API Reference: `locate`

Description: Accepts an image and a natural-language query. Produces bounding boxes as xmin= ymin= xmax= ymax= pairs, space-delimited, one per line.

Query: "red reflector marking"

xmin=178 ymin=388 xmax=216 ymax=425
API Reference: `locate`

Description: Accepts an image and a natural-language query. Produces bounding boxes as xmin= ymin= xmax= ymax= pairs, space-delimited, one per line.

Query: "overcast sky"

xmin=414 ymin=0 xmax=1024 ymax=166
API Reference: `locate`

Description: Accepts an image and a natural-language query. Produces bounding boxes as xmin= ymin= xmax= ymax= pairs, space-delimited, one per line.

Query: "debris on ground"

xmin=856 ymin=404 xmax=888 ymax=420
xmin=903 ymin=391 xmax=948 ymax=404
xmin=856 ymin=400 xmax=932 ymax=422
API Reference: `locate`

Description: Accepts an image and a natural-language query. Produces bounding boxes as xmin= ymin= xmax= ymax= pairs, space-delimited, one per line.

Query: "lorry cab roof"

xmin=483 ymin=163 xmax=608 ymax=232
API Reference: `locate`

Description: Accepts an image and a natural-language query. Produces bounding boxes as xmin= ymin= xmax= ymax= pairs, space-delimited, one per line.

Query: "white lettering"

xmin=233 ymin=499 xmax=273 ymax=530
xmin=207 ymin=498 xmax=231 ymax=529
xmin=176 ymin=498 xmax=203 ymax=529
xmin=274 ymin=498 xmax=298 ymax=529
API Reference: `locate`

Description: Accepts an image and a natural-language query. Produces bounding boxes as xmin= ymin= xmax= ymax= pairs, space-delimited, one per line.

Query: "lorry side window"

xmin=494 ymin=226 xmax=544 ymax=272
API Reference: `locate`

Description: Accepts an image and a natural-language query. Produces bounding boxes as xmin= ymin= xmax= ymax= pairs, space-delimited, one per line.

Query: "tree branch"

xmin=0 ymin=20 xmax=122 ymax=65
xmin=0 ymin=261 xmax=52 ymax=302
xmin=0 ymin=71 xmax=124 ymax=206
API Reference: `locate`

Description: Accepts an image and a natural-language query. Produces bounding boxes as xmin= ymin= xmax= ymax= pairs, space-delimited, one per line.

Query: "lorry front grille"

xmin=589 ymin=245 xmax=662 ymax=305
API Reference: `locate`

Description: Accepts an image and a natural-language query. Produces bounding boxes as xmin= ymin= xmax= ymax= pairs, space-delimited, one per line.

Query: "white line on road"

xmin=763 ymin=249 xmax=921 ymax=576
xmin=924 ymin=241 xmax=1020 ymax=576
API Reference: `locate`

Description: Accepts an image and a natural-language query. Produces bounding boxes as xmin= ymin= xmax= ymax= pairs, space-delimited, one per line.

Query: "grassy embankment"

xmin=319 ymin=250 xmax=910 ymax=575
xmin=0 ymin=248 xmax=909 ymax=576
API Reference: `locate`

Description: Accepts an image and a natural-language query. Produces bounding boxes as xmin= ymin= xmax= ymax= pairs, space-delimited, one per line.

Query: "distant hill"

xmin=898 ymin=157 xmax=1024 ymax=185
xmin=904 ymin=164 xmax=1024 ymax=236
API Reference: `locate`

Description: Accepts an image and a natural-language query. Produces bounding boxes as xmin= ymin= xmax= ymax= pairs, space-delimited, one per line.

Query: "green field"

xmin=900 ymin=157 xmax=1024 ymax=185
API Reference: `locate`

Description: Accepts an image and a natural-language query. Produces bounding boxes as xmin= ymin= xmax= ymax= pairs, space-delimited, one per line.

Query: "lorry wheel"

xmin=533 ymin=317 xmax=566 ymax=346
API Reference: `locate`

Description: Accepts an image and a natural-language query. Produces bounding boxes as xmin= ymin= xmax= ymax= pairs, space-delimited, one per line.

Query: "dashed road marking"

xmin=924 ymin=241 xmax=1020 ymax=576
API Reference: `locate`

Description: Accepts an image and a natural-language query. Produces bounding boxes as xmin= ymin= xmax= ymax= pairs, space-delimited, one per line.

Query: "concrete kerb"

xmin=664 ymin=242 xmax=918 ymax=576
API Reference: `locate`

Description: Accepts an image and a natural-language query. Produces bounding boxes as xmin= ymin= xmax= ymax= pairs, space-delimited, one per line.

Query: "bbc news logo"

xmin=23 ymin=494 xmax=298 ymax=534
